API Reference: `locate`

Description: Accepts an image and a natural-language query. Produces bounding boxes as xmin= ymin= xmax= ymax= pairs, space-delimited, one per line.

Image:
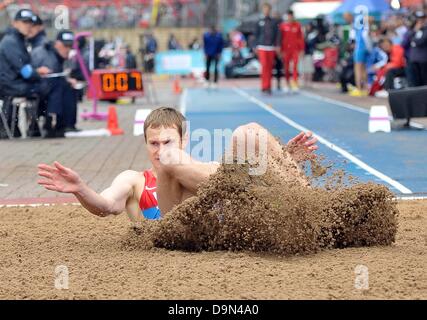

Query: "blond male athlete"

xmin=38 ymin=107 xmax=318 ymax=222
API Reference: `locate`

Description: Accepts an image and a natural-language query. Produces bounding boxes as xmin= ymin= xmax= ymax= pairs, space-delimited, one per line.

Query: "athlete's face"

xmin=145 ymin=126 xmax=187 ymax=168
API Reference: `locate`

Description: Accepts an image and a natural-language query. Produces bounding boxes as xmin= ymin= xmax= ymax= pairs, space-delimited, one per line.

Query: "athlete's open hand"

xmin=287 ymin=131 xmax=319 ymax=162
xmin=37 ymin=162 xmax=83 ymax=194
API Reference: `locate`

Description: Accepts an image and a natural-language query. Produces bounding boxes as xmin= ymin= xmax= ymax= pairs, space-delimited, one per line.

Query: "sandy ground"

xmin=0 ymin=201 xmax=425 ymax=300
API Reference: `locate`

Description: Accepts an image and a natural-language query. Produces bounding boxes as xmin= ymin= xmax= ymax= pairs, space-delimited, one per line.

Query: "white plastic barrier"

xmin=369 ymin=105 xmax=391 ymax=133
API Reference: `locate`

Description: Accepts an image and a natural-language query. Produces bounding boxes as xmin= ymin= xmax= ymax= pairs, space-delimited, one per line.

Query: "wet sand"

xmin=0 ymin=200 xmax=425 ymax=300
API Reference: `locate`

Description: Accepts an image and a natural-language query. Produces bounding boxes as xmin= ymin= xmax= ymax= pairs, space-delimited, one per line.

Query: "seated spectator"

xmin=225 ymin=46 xmax=245 ymax=78
xmin=28 ymin=14 xmax=46 ymax=51
xmin=32 ymin=30 xmax=79 ymax=138
xmin=167 ymin=33 xmax=181 ymax=50
xmin=370 ymin=38 xmax=406 ymax=97
xmin=188 ymin=38 xmax=201 ymax=50
xmin=0 ymin=9 xmax=50 ymax=98
xmin=367 ymin=45 xmax=388 ymax=85
xmin=0 ymin=9 xmax=51 ymax=138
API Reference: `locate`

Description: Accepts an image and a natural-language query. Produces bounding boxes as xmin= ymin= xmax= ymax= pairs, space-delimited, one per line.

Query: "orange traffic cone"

xmin=107 ymin=106 xmax=124 ymax=136
xmin=173 ymin=77 xmax=183 ymax=94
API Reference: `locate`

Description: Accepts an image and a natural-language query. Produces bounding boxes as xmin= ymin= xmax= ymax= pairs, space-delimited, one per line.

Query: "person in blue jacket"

xmin=32 ymin=30 xmax=77 ymax=138
xmin=203 ymin=26 xmax=224 ymax=88
xmin=0 ymin=9 xmax=51 ymax=98
xmin=0 ymin=9 xmax=51 ymax=138
xmin=28 ymin=14 xmax=47 ymax=51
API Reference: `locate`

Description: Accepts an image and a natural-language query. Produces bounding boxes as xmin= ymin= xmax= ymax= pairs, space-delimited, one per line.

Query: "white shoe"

xmin=375 ymin=90 xmax=389 ymax=98
xmin=282 ymin=86 xmax=290 ymax=94
xmin=211 ymin=83 xmax=218 ymax=90
xmin=203 ymin=82 xmax=210 ymax=89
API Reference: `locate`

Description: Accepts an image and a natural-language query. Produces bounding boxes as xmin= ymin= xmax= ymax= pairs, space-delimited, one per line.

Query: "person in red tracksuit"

xmin=255 ymin=3 xmax=280 ymax=95
xmin=279 ymin=10 xmax=305 ymax=93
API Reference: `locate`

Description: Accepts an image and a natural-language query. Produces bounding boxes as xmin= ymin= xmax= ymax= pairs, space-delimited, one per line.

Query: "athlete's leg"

xmin=227 ymin=122 xmax=311 ymax=184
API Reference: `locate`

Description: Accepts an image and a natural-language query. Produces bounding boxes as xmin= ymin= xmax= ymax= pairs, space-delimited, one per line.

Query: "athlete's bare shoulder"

xmin=110 ymin=170 xmax=145 ymax=194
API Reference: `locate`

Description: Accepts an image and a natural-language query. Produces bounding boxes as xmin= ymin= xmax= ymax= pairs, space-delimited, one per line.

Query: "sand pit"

xmin=0 ymin=147 xmax=425 ymax=299
xmin=0 ymin=200 xmax=425 ymax=299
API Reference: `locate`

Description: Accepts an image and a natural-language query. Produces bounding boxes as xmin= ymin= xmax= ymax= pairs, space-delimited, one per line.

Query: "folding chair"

xmin=0 ymin=96 xmax=15 ymax=139
xmin=0 ymin=96 xmax=39 ymax=139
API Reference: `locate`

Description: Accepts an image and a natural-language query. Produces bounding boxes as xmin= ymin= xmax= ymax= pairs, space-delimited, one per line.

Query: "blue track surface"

xmin=184 ymin=88 xmax=427 ymax=195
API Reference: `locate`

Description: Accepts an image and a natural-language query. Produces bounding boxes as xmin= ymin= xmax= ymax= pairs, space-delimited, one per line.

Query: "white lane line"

xmin=394 ymin=196 xmax=427 ymax=201
xmin=0 ymin=183 xmax=8 ymax=187
xmin=0 ymin=203 xmax=81 ymax=208
xmin=233 ymin=87 xmax=413 ymax=195
xmin=300 ymin=90 xmax=425 ymax=129
xmin=180 ymin=88 xmax=188 ymax=116
xmin=300 ymin=90 xmax=370 ymax=114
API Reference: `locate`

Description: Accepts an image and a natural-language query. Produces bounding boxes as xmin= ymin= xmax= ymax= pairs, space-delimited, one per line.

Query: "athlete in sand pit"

xmin=38 ymin=107 xmax=318 ymax=221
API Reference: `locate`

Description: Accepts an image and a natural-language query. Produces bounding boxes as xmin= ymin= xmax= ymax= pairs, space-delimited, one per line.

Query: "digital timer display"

xmin=100 ymin=71 xmax=143 ymax=93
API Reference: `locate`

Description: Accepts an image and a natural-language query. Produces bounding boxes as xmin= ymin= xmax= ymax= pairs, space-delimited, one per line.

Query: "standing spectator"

xmin=125 ymin=45 xmax=137 ymax=69
xmin=203 ymin=26 xmax=224 ymax=89
xmin=28 ymin=14 xmax=46 ymax=50
xmin=255 ymin=3 xmax=280 ymax=95
xmin=401 ymin=16 xmax=418 ymax=87
xmin=407 ymin=11 xmax=427 ymax=87
xmin=167 ymin=33 xmax=181 ymax=50
xmin=142 ymin=32 xmax=158 ymax=73
xmin=279 ymin=10 xmax=305 ymax=93
xmin=350 ymin=9 xmax=372 ymax=97
xmin=272 ymin=12 xmax=283 ymax=91
xmin=302 ymin=22 xmax=318 ymax=87
xmin=339 ymin=41 xmax=356 ymax=93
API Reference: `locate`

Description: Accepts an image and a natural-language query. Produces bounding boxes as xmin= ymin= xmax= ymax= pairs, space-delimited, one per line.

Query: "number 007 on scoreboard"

xmin=88 ymin=69 xmax=144 ymax=100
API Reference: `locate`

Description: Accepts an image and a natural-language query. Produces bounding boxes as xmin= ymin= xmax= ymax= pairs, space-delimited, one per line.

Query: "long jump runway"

xmin=183 ymin=87 xmax=427 ymax=197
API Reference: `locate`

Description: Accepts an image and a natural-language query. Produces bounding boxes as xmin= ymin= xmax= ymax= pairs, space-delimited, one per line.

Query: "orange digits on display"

xmin=130 ymin=72 xmax=143 ymax=90
xmin=102 ymin=74 xmax=115 ymax=92
xmin=102 ymin=72 xmax=142 ymax=92
xmin=116 ymin=73 xmax=128 ymax=91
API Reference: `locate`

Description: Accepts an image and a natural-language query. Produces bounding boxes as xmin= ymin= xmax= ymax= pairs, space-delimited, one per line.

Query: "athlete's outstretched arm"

xmin=37 ymin=162 xmax=137 ymax=217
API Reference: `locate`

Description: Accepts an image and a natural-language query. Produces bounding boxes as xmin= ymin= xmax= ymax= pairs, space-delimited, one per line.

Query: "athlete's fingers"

xmin=54 ymin=161 xmax=69 ymax=173
xmin=43 ymin=185 xmax=60 ymax=192
xmin=298 ymin=134 xmax=309 ymax=145
xmin=38 ymin=171 xmax=54 ymax=179
xmin=37 ymin=164 xmax=56 ymax=172
xmin=289 ymin=132 xmax=305 ymax=144
xmin=308 ymin=145 xmax=319 ymax=151
xmin=37 ymin=179 xmax=55 ymax=186
xmin=305 ymin=137 xmax=318 ymax=146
